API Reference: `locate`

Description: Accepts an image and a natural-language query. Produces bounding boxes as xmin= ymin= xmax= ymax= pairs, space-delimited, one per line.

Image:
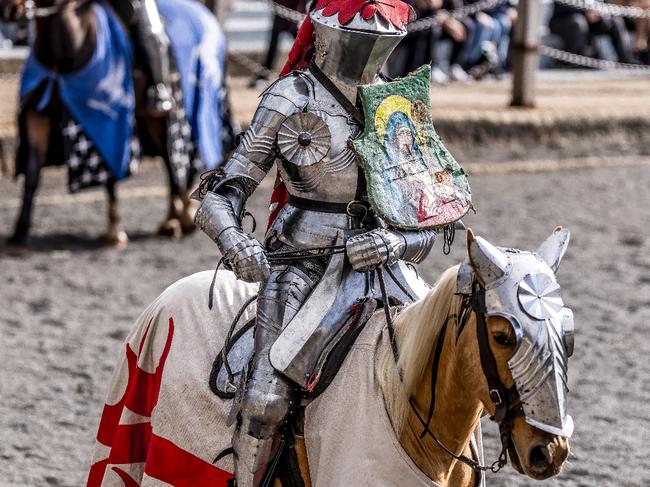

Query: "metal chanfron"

xmin=460 ymin=231 xmax=575 ymax=438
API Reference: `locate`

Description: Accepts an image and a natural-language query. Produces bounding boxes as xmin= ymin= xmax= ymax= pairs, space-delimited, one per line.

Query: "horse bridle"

xmin=390 ymin=280 xmax=525 ymax=475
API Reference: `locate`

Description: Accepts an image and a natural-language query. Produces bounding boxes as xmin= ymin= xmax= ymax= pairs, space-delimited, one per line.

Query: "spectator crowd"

xmin=2 ymin=0 xmax=649 ymax=81
xmin=389 ymin=0 xmax=650 ymax=81
xmin=252 ymin=0 xmax=650 ymax=86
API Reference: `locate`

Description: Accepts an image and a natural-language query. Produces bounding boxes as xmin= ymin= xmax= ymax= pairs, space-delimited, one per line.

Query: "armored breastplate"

xmin=276 ymin=71 xmax=362 ymax=204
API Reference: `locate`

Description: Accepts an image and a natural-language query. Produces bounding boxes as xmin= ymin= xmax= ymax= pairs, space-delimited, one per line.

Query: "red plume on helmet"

xmin=270 ymin=0 xmax=415 ymax=228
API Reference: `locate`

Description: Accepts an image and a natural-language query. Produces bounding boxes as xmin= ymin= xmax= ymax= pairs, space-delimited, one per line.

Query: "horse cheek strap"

xmin=473 ymin=288 xmax=508 ymax=423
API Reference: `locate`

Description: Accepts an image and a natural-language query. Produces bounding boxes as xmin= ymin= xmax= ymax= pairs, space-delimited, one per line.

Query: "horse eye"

xmin=492 ymin=333 xmax=513 ymax=347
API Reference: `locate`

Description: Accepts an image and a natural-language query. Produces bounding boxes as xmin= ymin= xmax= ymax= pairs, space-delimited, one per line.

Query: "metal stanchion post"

xmin=213 ymin=0 xmax=227 ymax=22
xmin=511 ymin=0 xmax=541 ymax=107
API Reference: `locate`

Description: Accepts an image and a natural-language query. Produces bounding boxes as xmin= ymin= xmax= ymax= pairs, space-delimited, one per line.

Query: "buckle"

xmin=346 ymin=200 xmax=368 ymax=220
xmin=489 ymin=389 xmax=503 ymax=406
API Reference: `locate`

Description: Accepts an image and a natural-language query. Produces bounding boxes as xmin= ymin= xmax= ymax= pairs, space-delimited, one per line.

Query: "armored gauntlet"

xmin=195 ymin=191 xmax=270 ymax=282
xmin=346 ymin=228 xmax=437 ymax=272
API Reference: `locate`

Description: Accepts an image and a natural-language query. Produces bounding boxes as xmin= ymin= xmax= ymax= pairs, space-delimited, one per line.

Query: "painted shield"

xmin=351 ymin=65 xmax=472 ymax=230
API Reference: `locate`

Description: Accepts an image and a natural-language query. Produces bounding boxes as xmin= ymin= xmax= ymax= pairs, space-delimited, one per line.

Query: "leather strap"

xmin=473 ymin=286 xmax=509 ymax=422
xmin=308 ymin=61 xmax=364 ymax=125
xmin=287 ymin=195 xmax=349 ymax=213
xmin=419 ymin=317 xmax=449 ymax=439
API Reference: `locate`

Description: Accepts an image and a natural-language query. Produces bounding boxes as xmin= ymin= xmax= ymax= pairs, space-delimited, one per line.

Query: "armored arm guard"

xmin=346 ymin=228 xmax=437 ymax=272
xmin=194 ymin=75 xmax=309 ymax=281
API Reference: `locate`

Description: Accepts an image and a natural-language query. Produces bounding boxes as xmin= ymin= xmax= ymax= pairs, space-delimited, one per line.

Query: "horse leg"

xmin=6 ymin=112 xmax=49 ymax=253
xmin=103 ymin=179 xmax=128 ymax=248
xmin=156 ymin=153 xmax=183 ymax=239
xmin=179 ymin=186 xmax=197 ymax=235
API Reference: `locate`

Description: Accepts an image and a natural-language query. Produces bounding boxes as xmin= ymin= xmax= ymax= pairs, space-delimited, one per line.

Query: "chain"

xmin=554 ymin=0 xmax=650 ymax=19
xmin=407 ymin=0 xmax=510 ymax=32
xmin=271 ymin=1 xmax=307 ymax=23
xmin=229 ymin=0 xmax=510 ymax=76
xmin=267 ymin=0 xmax=510 ymax=31
xmin=540 ymin=44 xmax=650 ymax=71
xmin=229 ymin=50 xmax=274 ymax=78
xmin=233 ymin=1 xmax=650 ymax=76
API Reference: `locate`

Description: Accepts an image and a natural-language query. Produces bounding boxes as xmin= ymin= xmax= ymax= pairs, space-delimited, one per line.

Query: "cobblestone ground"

xmin=0 ymin=160 xmax=649 ymax=486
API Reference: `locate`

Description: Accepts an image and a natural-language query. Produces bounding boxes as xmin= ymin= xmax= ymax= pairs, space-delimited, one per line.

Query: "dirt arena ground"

xmin=1 ymin=158 xmax=649 ymax=486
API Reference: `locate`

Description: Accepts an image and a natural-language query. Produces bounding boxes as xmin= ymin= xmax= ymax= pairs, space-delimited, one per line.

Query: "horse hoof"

xmin=102 ymin=230 xmax=128 ymax=249
xmin=157 ymin=219 xmax=182 ymax=239
xmin=180 ymin=221 xmax=197 ymax=236
xmin=3 ymin=242 xmax=28 ymax=256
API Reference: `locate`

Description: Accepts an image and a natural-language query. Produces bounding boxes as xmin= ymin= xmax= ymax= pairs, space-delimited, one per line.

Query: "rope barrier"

xmin=229 ymin=0 xmax=511 ymax=76
xmin=229 ymin=50 xmax=273 ymax=78
xmin=408 ymin=0 xmax=509 ymax=32
xmin=268 ymin=0 xmax=511 ymax=32
xmin=270 ymin=2 xmax=306 ymax=24
xmin=553 ymin=0 xmax=650 ymax=20
xmin=230 ymin=43 xmax=650 ymax=79
xmin=539 ymin=44 xmax=650 ymax=70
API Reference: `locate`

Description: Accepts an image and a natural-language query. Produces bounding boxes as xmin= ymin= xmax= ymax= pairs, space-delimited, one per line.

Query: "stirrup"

xmin=147 ymin=83 xmax=174 ymax=115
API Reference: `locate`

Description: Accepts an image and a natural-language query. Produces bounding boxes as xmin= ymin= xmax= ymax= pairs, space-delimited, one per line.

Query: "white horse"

xmin=88 ymin=229 xmax=572 ymax=486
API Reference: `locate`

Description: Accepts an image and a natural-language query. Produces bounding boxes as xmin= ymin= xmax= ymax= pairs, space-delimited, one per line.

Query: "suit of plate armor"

xmin=111 ymin=0 xmax=173 ymax=113
xmin=194 ymin=7 xmax=437 ymax=486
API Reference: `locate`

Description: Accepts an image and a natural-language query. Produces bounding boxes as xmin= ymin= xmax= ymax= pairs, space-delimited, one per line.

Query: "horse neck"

xmin=33 ymin=3 xmax=96 ymax=72
xmin=378 ymin=267 xmax=484 ymax=486
xmin=402 ymin=315 xmax=484 ymax=486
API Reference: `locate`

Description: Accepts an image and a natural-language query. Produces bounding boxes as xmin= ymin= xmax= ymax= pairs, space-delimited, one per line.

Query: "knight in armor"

xmin=194 ymin=1 xmax=446 ymax=484
xmin=110 ymin=0 xmax=174 ymax=114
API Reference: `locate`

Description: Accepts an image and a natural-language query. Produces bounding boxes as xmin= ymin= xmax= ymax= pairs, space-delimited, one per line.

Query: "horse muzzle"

xmin=523 ymin=436 xmax=569 ymax=480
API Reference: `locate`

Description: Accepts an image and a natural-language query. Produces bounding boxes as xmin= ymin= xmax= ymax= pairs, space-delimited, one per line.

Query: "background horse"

xmin=3 ymin=0 xmax=232 ymax=252
xmin=88 ymin=228 xmax=572 ymax=486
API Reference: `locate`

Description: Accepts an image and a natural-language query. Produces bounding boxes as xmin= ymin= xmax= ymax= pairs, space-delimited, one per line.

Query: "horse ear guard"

xmin=560 ymin=307 xmax=574 ymax=358
xmin=536 ymin=227 xmax=570 ymax=273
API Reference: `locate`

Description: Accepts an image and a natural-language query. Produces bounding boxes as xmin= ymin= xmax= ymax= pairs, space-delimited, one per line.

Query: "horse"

xmin=2 ymin=0 xmax=231 ymax=253
xmin=88 ymin=228 xmax=573 ymax=486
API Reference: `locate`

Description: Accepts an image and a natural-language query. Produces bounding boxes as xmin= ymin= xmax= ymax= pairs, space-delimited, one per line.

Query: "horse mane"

xmin=378 ymin=265 xmax=461 ymax=433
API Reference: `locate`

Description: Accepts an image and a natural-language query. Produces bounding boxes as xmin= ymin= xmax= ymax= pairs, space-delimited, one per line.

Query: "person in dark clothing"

xmin=460 ymin=0 xmax=517 ymax=77
xmin=250 ymin=0 xmax=307 ymax=87
xmin=387 ymin=0 xmax=474 ymax=81
xmin=549 ymin=4 xmax=634 ymax=63
xmin=432 ymin=0 xmax=475 ymax=80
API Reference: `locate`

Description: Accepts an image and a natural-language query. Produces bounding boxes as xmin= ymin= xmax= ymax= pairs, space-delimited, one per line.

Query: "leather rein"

xmin=388 ymin=280 xmax=525 ymax=476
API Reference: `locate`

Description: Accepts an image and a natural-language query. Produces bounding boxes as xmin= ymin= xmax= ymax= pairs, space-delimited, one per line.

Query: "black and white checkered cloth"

xmin=61 ymin=66 xmax=198 ymax=193
xmin=62 ymin=114 xmax=140 ymax=192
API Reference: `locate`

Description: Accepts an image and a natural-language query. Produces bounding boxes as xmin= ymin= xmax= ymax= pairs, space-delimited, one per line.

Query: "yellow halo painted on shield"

xmin=375 ymin=95 xmax=415 ymax=141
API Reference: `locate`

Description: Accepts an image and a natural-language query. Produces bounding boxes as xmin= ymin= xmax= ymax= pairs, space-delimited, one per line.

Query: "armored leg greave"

xmin=136 ymin=0 xmax=173 ymax=113
xmin=233 ymin=266 xmax=317 ymax=487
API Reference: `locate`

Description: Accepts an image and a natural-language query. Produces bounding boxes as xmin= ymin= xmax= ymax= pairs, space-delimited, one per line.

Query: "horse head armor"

xmin=457 ymin=228 xmax=575 ymax=438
